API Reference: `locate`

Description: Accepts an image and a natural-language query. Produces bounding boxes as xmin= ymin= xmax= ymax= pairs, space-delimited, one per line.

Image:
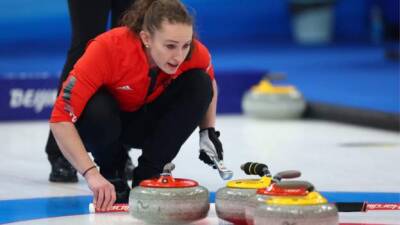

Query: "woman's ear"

xmin=139 ymin=30 xmax=151 ymax=48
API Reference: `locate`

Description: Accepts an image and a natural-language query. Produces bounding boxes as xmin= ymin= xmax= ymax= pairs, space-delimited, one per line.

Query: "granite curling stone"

xmin=215 ymin=162 xmax=300 ymax=225
xmin=253 ymin=184 xmax=338 ymax=225
xmin=242 ymin=78 xmax=306 ymax=119
xmin=245 ymin=180 xmax=313 ymax=225
xmin=129 ymin=163 xmax=209 ymax=224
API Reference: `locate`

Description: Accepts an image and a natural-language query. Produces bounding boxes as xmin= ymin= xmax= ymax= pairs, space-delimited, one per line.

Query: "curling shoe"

xmin=49 ymin=156 xmax=78 ymax=183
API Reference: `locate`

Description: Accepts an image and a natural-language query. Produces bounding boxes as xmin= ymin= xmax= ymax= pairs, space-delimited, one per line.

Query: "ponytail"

xmin=121 ymin=0 xmax=193 ymax=35
xmin=120 ymin=0 xmax=157 ymax=34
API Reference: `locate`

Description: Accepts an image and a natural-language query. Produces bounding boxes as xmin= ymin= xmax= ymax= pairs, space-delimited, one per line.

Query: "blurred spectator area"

xmin=0 ymin=0 xmax=399 ymax=53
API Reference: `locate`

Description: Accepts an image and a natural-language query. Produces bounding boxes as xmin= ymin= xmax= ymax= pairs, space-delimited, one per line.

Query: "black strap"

xmin=142 ymin=68 xmax=159 ymax=113
xmin=146 ymin=68 xmax=159 ymax=97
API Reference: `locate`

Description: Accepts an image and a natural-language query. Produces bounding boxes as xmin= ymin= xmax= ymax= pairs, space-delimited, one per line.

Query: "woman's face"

xmin=141 ymin=21 xmax=193 ymax=74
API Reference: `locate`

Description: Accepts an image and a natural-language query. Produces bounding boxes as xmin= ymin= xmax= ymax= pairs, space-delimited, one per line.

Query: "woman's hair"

xmin=121 ymin=0 xmax=194 ymax=35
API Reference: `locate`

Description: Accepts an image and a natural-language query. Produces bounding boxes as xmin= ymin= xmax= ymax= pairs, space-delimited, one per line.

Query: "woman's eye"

xmin=166 ymin=44 xmax=176 ymax=49
xmin=183 ymin=44 xmax=190 ymax=49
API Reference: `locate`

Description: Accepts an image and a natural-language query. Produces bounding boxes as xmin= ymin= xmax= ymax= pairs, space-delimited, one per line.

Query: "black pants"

xmin=76 ymin=69 xmax=213 ymax=186
xmin=46 ymin=0 xmax=134 ymax=162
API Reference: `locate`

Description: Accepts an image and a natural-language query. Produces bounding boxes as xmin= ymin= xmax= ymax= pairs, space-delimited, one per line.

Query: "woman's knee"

xmin=180 ymin=69 xmax=213 ymax=103
xmin=83 ymin=90 xmax=119 ymax=119
xmin=77 ymin=89 xmax=121 ymax=143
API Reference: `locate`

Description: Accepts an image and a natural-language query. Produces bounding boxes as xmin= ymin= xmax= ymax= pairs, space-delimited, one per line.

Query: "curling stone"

xmin=245 ymin=180 xmax=314 ymax=225
xmin=254 ymin=185 xmax=338 ymax=225
xmin=242 ymin=77 xmax=306 ymax=119
xmin=215 ymin=162 xmax=300 ymax=225
xmin=129 ymin=163 xmax=209 ymax=224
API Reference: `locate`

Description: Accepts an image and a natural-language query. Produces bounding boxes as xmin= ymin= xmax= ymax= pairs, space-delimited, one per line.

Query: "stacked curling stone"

xmin=242 ymin=76 xmax=306 ymax=119
xmin=215 ymin=162 xmax=298 ymax=225
xmin=253 ymin=181 xmax=339 ymax=225
xmin=129 ymin=163 xmax=209 ymax=224
xmin=245 ymin=174 xmax=304 ymax=225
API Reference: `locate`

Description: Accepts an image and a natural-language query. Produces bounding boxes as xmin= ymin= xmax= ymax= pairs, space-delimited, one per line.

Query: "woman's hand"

xmin=84 ymin=169 xmax=117 ymax=211
xmin=199 ymin=127 xmax=223 ymax=168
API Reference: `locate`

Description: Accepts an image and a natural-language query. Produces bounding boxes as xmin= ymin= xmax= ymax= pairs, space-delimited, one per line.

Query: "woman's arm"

xmin=198 ymin=79 xmax=225 ymax=167
xmin=50 ymin=122 xmax=116 ymax=211
xmin=199 ymin=79 xmax=217 ymax=129
xmin=50 ymin=122 xmax=95 ymax=174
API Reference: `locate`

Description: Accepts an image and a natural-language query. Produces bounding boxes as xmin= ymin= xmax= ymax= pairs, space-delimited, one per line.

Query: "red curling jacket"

xmin=50 ymin=26 xmax=214 ymax=123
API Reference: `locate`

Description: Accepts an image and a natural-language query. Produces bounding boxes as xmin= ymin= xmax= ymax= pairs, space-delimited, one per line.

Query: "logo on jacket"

xmin=116 ymin=85 xmax=133 ymax=91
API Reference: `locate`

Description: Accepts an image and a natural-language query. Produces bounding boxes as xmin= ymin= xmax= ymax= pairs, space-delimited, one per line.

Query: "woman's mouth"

xmin=167 ymin=62 xmax=178 ymax=69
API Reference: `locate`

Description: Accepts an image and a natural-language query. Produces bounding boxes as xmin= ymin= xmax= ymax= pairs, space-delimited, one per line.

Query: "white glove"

xmin=199 ymin=128 xmax=223 ymax=169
